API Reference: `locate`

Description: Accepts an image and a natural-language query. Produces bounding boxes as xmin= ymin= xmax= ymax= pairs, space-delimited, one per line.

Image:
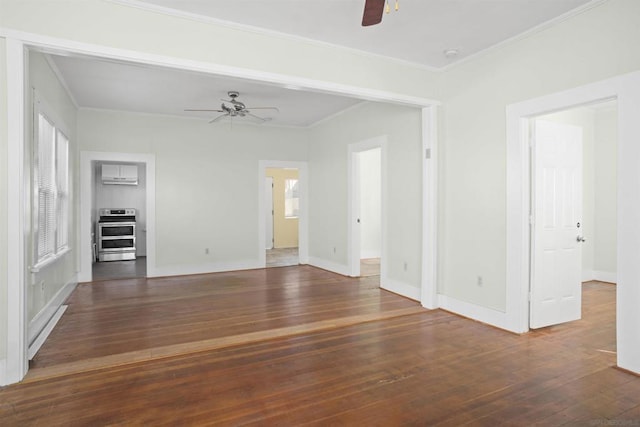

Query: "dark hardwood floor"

xmin=1 ymin=273 xmax=637 ymax=426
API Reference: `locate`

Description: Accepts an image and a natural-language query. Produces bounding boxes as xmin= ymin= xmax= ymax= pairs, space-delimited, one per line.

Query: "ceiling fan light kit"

xmin=362 ymin=0 xmax=399 ymax=27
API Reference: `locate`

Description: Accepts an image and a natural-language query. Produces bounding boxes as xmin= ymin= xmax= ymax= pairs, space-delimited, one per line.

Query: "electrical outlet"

xmin=205 ymin=248 xmax=210 ymax=255
xmin=477 ymin=276 xmax=483 ymax=287
xmin=403 ymin=262 xmax=408 ymax=272
xmin=333 ymin=247 xmax=336 ymax=254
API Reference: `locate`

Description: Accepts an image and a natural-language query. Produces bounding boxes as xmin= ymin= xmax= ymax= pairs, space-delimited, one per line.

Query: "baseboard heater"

xmin=28 ymin=305 xmax=67 ymax=360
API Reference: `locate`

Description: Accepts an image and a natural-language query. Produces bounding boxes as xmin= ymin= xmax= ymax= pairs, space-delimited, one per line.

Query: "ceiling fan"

xmin=362 ymin=0 xmax=399 ymax=26
xmin=185 ymin=91 xmax=279 ymax=124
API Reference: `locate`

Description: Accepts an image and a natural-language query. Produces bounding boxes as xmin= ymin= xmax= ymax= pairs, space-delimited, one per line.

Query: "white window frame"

xmin=31 ymin=95 xmax=71 ymax=272
xmin=284 ymin=178 xmax=299 ymax=218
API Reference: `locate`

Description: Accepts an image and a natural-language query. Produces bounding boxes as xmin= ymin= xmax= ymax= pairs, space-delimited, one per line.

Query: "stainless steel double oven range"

xmin=97 ymin=208 xmax=137 ymax=261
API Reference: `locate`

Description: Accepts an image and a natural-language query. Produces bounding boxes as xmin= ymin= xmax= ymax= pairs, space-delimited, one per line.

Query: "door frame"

xmin=264 ymin=176 xmax=274 ymax=250
xmin=348 ymin=137 xmax=386 ymax=279
xmin=506 ymin=71 xmax=640 ymax=375
xmin=258 ymin=161 xmax=308 ymax=267
xmin=79 ymin=151 xmax=157 ymax=282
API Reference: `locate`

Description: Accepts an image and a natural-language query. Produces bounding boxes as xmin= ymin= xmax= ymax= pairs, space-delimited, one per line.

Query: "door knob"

xmin=576 ymin=236 xmax=586 ymax=242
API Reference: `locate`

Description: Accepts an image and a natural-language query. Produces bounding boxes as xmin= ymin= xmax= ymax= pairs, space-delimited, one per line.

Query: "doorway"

xmin=529 ymin=101 xmax=618 ymax=329
xmin=265 ymin=168 xmax=300 ymax=267
xmin=349 ymin=137 xmax=385 ymax=278
xmin=92 ymin=161 xmax=148 ymax=281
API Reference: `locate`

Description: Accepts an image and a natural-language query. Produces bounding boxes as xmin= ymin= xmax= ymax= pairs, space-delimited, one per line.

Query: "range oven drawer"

xmin=100 ymin=238 xmax=136 ymax=251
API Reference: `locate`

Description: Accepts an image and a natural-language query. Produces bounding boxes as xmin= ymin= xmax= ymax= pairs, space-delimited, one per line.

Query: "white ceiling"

xmin=51 ymin=54 xmax=363 ymax=127
xmin=49 ymin=0 xmax=598 ymax=127
xmin=130 ymin=0 xmax=595 ymax=69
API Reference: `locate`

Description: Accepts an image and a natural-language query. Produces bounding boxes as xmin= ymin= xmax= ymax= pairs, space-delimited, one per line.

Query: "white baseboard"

xmin=582 ymin=270 xmax=594 ymax=282
xmin=438 ymin=294 xmax=514 ymax=332
xmin=360 ymin=250 xmax=381 ymax=259
xmin=28 ymin=277 xmax=77 ymax=345
xmin=582 ymin=270 xmax=617 ymax=283
xmin=307 ymin=257 xmax=350 ymax=276
xmin=0 ymin=358 xmax=6 ymax=387
xmin=151 ymin=260 xmax=263 ymax=278
xmin=380 ymin=277 xmax=420 ymax=301
xmin=594 ymin=270 xmax=617 ymax=284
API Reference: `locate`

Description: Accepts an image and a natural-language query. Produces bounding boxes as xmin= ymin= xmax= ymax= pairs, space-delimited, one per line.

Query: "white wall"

xmin=439 ymin=0 xmax=640 ymax=311
xmin=27 ymin=51 xmax=78 ymax=324
xmin=358 ymin=147 xmax=381 ymax=259
xmin=95 ymin=162 xmax=147 ymax=256
xmin=78 ymin=109 xmax=307 ymax=274
xmin=594 ymin=106 xmax=618 ymax=277
xmin=308 ymin=102 xmax=422 ymax=289
xmin=0 ymin=38 xmax=8 ymax=363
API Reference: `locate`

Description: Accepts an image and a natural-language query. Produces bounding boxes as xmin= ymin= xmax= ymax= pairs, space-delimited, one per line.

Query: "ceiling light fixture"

xmin=443 ymin=49 xmax=459 ymax=59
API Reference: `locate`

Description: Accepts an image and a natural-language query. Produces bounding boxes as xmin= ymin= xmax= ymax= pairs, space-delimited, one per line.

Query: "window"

xmin=284 ymin=178 xmax=299 ymax=218
xmin=34 ymin=108 xmax=70 ymax=266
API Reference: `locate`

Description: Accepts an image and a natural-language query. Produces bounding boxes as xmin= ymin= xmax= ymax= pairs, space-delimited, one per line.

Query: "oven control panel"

xmin=99 ymin=208 xmax=136 ymax=216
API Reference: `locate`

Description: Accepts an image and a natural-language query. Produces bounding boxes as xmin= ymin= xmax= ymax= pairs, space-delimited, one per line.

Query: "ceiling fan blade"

xmin=246 ymin=106 xmax=280 ymax=112
xmin=185 ymin=109 xmax=224 ymax=112
xmin=209 ymin=114 xmax=228 ymax=124
xmin=246 ymin=112 xmax=271 ymax=122
xmin=362 ymin=0 xmax=384 ymax=26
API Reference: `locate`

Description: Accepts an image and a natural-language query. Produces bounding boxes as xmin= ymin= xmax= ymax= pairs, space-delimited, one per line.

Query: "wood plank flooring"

xmin=27 ymin=265 xmax=419 ymax=380
xmin=1 ymin=276 xmax=638 ymax=426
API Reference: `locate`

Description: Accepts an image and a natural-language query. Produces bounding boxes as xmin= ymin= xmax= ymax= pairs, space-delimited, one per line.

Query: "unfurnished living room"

xmin=1 ymin=0 xmax=640 ymax=425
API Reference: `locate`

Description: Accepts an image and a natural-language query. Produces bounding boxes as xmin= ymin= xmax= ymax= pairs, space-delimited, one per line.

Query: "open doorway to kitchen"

xmin=91 ymin=161 xmax=148 ymax=281
xmin=265 ymin=167 xmax=300 ymax=267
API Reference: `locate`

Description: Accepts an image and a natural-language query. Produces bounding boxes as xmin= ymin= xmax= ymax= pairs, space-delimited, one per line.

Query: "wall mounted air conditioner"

xmin=101 ymin=164 xmax=138 ymax=185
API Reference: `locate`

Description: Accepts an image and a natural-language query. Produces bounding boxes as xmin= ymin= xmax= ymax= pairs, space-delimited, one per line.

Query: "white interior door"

xmin=265 ymin=177 xmax=274 ymax=250
xmin=530 ymin=119 xmax=584 ymax=329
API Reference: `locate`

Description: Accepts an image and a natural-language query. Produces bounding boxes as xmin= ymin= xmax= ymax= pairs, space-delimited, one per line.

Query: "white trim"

xmin=106 ymin=0 xmax=441 ymax=73
xmin=360 ymin=250 xmax=381 ymax=260
xmin=381 ymin=278 xmax=420 ymax=302
xmin=28 ymin=305 xmax=68 ymax=360
xmin=4 ymin=38 xmax=28 ymax=386
xmin=421 ymin=106 xmax=438 ymax=309
xmin=307 ymin=257 xmax=350 ymax=277
xmin=438 ymin=295 xmax=513 ymax=332
xmin=27 ymin=277 xmax=76 ymax=345
xmin=30 ymin=247 xmax=71 ymax=273
xmin=258 ymin=160 xmax=309 ymax=267
xmin=582 ymin=270 xmax=595 ymax=282
xmin=594 ymin=271 xmax=617 ymax=284
xmin=348 ymin=136 xmax=387 ymax=279
xmin=152 ymin=260 xmax=263 ymax=278
xmin=506 ymin=71 xmax=640 ymax=375
xmin=0 ymin=28 xmax=440 ymax=110
xmin=79 ymin=151 xmax=156 ymax=282
xmin=440 ymin=0 xmax=609 ymax=72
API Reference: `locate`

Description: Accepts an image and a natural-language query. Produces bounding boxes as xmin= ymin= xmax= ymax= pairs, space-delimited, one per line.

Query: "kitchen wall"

xmin=265 ymin=167 xmax=299 ymax=249
xmin=308 ymin=102 xmax=422 ymax=293
xmin=78 ymin=109 xmax=308 ymax=274
xmin=95 ymin=162 xmax=147 ymax=256
xmin=359 ymin=147 xmax=381 ymax=259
